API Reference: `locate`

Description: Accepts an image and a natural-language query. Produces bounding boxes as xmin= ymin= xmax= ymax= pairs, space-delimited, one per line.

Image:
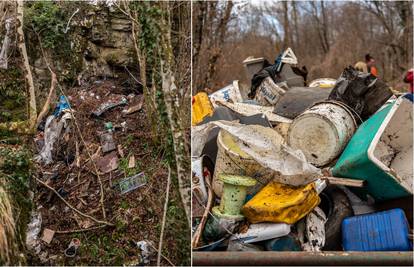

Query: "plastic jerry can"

xmin=192 ymin=92 xmax=214 ymax=125
xmin=342 ymin=208 xmax=412 ymax=251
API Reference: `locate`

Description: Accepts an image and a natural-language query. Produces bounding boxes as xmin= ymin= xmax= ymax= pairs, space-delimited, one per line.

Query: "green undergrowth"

xmin=0 ymin=146 xmax=33 ymax=265
xmin=0 ymin=67 xmax=26 ymax=123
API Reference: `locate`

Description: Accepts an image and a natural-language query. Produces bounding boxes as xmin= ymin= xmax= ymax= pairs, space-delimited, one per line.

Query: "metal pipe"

xmin=193 ymin=251 xmax=413 ymax=266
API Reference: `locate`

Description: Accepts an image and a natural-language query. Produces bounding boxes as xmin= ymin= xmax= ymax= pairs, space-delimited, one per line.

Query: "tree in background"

xmin=193 ymin=0 xmax=413 ymax=91
xmin=192 ymin=1 xmax=235 ymax=91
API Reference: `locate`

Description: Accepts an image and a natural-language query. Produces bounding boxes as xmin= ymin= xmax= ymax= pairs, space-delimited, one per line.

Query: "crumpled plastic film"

xmin=192 ymin=120 xmax=321 ymax=185
xmin=36 ymin=112 xmax=73 ymax=164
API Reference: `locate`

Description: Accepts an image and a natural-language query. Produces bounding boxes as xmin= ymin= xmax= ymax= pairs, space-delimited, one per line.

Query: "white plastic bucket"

xmin=209 ymin=80 xmax=243 ymax=108
xmin=254 ymin=77 xmax=286 ymax=106
xmin=287 ymin=101 xmax=357 ymax=167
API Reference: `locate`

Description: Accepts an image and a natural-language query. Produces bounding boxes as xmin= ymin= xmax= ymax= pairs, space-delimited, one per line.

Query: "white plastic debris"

xmin=192 ymin=120 xmax=321 ymax=186
xmin=280 ymin=47 xmax=298 ymax=65
xmin=36 ymin=112 xmax=73 ymax=164
xmin=26 ymin=211 xmax=42 ymax=254
xmin=136 ymin=240 xmax=153 ymax=265
xmin=301 ymin=207 xmax=327 ymax=252
xmin=215 ymin=100 xmax=292 ymax=124
xmin=230 ymin=223 xmax=291 ymax=244
xmin=254 ymin=77 xmax=287 ymax=106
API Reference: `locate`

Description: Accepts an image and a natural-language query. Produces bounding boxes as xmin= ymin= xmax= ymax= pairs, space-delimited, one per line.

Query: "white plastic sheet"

xmin=26 ymin=211 xmax=42 ymax=254
xmin=36 ymin=112 xmax=72 ymax=164
xmin=192 ymin=120 xmax=321 ymax=186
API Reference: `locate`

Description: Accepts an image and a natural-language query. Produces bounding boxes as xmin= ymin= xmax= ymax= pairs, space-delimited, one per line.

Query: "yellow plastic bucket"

xmin=212 ymin=129 xmax=275 ymax=197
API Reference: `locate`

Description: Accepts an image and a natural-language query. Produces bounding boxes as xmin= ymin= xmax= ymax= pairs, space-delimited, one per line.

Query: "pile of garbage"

xmin=191 ymin=48 xmax=413 ymax=253
xmin=28 ymin=80 xmax=166 ymax=264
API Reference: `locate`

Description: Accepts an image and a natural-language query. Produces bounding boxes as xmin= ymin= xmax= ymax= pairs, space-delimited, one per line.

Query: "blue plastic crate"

xmin=342 ymin=208 xmax=412 ymax=251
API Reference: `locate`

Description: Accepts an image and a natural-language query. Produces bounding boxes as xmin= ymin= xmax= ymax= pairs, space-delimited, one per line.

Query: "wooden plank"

xmin=321 ymin=176 xmax=365 ymax=187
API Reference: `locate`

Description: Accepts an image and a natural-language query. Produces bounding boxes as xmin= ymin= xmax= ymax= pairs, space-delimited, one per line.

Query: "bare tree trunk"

xmin=160 ymin=4 xmax=190 ymax=226
xmin=204 ymin=1 xmax=233 ymax=89
xmin=192 ymin=1 xmax=207 ymax=67
xmin=291 ymin=1 xmax=300 ymax=50
xmin=320 ymin=1 xmax=330 ymax=52
xmin=17 ymin=0 xmax=37 ymax=131
xmin=121 ymin=1 xmax=160 ymax=143
xmin=310 ymin=1 xmax=329 ymax=54
xmin=282 ymin=1 xmax=291 ymax=49
xmin=36 ymin=72 xmax=57 ymax=128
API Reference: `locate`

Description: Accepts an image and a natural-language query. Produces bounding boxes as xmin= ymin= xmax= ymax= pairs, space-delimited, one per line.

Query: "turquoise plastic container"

xmin=332 ymin=97 xmax=413 ymax=202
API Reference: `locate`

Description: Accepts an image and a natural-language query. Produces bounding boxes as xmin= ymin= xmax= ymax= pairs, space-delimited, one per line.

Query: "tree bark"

xmin=203 ymin=1 xmax=233 ymax=89
xmin=282 ymin=1 xmax=291 ymax=49
xmin=35 ymin=72 xmax=57 ymax=128
xmin=159 ymin=3 xmax=191 ymax=226
xmin=17 ymin=0 xmax=37 ymax=131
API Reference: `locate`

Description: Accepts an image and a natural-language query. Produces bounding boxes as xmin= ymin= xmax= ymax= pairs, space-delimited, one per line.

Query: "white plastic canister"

xmin=287 ymin=101 xmax=357 ymax=167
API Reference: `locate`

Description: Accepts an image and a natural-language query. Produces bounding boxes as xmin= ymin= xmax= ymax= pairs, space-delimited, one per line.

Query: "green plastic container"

xmin=332 ymin=97 xmax=413 ymax=202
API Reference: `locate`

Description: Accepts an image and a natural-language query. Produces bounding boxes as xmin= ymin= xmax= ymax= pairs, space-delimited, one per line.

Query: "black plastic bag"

xmin=328 ymin=66 xmax=391 ymax=121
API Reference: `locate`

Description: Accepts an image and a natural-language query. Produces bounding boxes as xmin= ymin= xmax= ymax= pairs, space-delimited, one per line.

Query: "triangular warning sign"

xmin=281 ymin=47 xmax=297 ymax=65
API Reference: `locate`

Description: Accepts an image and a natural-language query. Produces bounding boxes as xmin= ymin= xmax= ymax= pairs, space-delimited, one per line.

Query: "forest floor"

xmin=25 ymin=80 xmax=190 ymax=266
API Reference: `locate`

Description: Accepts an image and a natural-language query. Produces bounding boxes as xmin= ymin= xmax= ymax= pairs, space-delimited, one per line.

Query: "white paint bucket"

xmin=209 ymin=80 xmax=243 ymax=108
xmin=287 ymin=101 xmax=357 ymax=167
xmin=254 ymin=77 xmax=287 ymax=106
xmin=212 ymin=129 xmax=275 ymax=197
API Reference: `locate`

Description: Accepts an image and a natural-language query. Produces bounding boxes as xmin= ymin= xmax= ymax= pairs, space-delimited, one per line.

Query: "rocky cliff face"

xmin=75 ymin=4 xmax=135 ymax=81
xmin=32 ymin=4 xmax=136 ymax=84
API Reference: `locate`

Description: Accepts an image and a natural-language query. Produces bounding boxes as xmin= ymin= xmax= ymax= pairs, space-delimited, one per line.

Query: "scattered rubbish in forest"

xmin=100 ymin=131 xmax=116 ymax=153
xmin=128 ymin=154 xmax=136 ymax=168
xmin=36 ymin=112 xmax=73 ymax=164
xmin=91 ymin=94 xmax=128 ymax=117
xmin=136 ymin=240 xmax=154 ymax=265
xmin=64 ymin=238 xmax=81 ymax=257
xmin=26 ymin=211 xmax=42 ymax=254
xmin=41 ymin=228 xmax=55 ymax=244
xmin=95 ymin=151 xmax=119 ymax=173
xmin=118 ymin=172 xmax=146 ymax=195
xmin=122 ymin=97 xmax=143 ymax=115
